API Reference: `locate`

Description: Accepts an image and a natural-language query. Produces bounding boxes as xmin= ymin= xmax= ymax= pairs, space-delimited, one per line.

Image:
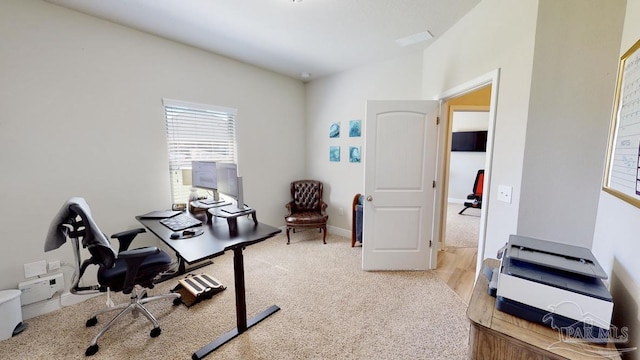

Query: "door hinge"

xmin=429 ymin=240 xmax=433 ymax=247
xmin=432 ymin=180 xmax=436 ymax=188
xmin=436 ymin=116 xmax=440 ymax=125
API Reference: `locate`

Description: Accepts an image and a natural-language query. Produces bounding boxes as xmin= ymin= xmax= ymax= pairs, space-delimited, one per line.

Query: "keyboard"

xmin=159 ymin=213 xmax=202 ymax=231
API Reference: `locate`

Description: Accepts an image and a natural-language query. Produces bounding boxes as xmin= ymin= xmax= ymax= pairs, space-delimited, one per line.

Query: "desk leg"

xmin=234 ymin=247 xmax=248 ymax=331
xmin=192 ymin=247 xmax=280 ymax=360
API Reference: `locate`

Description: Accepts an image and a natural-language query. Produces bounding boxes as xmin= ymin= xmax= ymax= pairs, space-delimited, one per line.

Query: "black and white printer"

xmin=492 ymin=235 xmax=613 ymax=341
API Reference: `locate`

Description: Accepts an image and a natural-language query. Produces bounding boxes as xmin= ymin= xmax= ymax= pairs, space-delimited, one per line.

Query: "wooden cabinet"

xmin=467 ymin=259 xmax=621 ymax=360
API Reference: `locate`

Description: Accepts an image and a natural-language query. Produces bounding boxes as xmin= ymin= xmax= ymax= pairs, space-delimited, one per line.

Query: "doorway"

xmin=444 ymin=96 xmax=491 ymax=250
xmin=432 ymin=70 xmax=499 ymax=302
xmin=445 ymin=107 xmax=488 ymax=243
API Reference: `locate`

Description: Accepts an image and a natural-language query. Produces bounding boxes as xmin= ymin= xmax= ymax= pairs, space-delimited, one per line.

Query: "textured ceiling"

xmin=45 ymin=0 xmax=480 ymax=81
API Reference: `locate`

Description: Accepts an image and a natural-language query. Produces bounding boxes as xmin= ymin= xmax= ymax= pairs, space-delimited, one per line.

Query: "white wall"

xmin=421 ymin=0 xmax=539 ymax=260
xmin=448 ymin=111 xmax=489 ymax=202
xmin=592 ymin=0 xmax=640 ymax=356
xmin=0 ymin=0 xmax=305 ymax=301
xmin=305 ymin=53 xmax=424 ymax=233
xmin=517 ymin=0 xmax=625 ymax=246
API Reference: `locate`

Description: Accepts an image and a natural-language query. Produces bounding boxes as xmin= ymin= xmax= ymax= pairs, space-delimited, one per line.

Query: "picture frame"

xmin=330 ymin=146 xmax=340 ymax=162
xmin=349 ymin=146 xmax=361 ymax=163
xmin=603 ymin=39 xmax=640 ymax=208
xmin=329 ymin=122 xmax=340 ymax=138
xmin=349 ymin=119 xmax=361 ymax=137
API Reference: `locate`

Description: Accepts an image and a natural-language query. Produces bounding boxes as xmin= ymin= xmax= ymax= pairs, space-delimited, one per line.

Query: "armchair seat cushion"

xmin=285 ymin=211 xmax=328 ymax=226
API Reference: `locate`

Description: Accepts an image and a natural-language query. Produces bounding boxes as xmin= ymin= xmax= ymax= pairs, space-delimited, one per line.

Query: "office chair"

xmin=459 ymin=170 xmax=484 ymax=215
xmin=284 ymin=180 xmax=329 ymax=244
xmin=44 ymin=198 xmax=181 ymax=356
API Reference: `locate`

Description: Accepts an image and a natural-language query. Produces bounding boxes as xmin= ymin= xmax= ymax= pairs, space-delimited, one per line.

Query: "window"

xmin=163 ymin=98 xmax=238 ymax=204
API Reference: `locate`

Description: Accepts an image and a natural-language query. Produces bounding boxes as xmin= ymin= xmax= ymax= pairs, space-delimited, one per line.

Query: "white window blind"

xmin=163 ymin=98 xmax=238 ymax=204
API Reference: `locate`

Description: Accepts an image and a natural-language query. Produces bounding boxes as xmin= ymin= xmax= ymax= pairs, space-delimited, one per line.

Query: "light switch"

xmin=498 ymin=185 xmax=512 ymax=203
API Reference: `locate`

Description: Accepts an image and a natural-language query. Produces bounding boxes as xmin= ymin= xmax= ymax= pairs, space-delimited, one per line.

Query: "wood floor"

xmin=434 ymin=245 xmax=478 ymax=304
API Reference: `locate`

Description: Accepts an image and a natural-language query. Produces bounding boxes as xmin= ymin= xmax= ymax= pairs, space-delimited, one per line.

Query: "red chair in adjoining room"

xmin=459 ymin=170 xmax=484 ymax=215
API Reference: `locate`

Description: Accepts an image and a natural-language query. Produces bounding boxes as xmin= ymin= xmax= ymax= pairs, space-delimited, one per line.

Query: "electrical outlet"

xmin=498 ymin=185 xmax=512 ymax=203
xmin=338 ymin=207 xmax=344 ymax=216
xmin=24 ymin=260 xmax=47 ymax=278
xmin=48 ymin=260 xmax=61 ymax=271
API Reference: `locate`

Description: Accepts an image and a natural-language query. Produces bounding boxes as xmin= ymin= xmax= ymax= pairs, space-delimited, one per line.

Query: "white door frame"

xmin=432 ymin=69 xmax=500 ymax=276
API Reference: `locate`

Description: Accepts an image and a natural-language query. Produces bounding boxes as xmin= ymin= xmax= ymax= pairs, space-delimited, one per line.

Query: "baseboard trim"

xmin=278 ymin=225 xmax=351 ymax=239
xmin=327 ymin=225 xmax=350 ymax=238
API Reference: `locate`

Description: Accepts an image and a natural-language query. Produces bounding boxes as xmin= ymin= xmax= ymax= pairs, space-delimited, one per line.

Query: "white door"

xmin=362 ymin=100 xmax=439 ymax=270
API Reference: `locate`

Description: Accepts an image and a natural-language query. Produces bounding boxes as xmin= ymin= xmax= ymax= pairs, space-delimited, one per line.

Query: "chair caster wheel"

xmin=173 ymin=298 xmax=182 ymax=306
xmin=85 ymin=344 xmax=99 ymax=356
xmin=86 ymin=317 xmax=98 ymax=327
xmin=150 ymin=327 xmax=161 ymax=337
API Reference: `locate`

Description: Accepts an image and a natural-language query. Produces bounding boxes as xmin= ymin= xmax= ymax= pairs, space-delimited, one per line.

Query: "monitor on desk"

xmin=216 ymin=163 xmax=247 ymax=213
xmin=191 ymin=161 xmax=221 ymax=202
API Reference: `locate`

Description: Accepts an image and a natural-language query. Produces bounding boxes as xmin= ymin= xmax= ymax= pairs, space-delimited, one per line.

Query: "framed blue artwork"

xmin=329 ymin=122 xmax=340 ymax=138
xmin=349 ymin=120 xmax=361 ymax=137
xmin=330 ymin=146 xmax=340 ymax=162
xmin=349 ymin=146 xmax=361 ymax=163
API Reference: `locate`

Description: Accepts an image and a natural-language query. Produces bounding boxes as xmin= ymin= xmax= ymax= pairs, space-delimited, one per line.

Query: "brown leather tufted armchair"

xmin=284 ymin=180 xmax=329 ymax=244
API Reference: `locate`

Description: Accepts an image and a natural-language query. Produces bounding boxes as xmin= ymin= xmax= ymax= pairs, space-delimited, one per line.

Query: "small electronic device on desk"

xmin=170 ymin=228 xmax=204 ymax=240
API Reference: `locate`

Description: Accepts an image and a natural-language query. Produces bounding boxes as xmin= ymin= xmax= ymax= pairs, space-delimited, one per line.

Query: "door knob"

xmin=366 ymin=195 xmax=373 ymax=202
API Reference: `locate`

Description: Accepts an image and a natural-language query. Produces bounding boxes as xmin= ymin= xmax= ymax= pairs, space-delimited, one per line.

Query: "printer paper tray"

xmin=497 ymin=272 xmax=612 ymax=329
xmin=496 ymin=296 xmax=610 ymax=342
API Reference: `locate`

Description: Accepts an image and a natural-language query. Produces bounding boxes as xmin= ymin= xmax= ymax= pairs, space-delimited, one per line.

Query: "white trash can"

xmin=0 ymin=290 xmax=23 ymax=341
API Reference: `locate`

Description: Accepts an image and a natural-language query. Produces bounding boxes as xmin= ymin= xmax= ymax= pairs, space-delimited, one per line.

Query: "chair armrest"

xmin=118 ymin=246 xmax=161 ymax=294
xmin=118 ymin=246 xmax=160 ymax=259
xmin=111 ymin=228 xmax=146 ymax=253
xmin=285 ymin=201 xmax=294 ymax=216
xmin=320 ymin=201 xmax=328 ymax=214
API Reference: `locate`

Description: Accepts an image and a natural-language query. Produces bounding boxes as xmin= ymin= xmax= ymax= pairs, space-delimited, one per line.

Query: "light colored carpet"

xmin=0 ymin=232 xmax=470 ymax=359
xmin=445 ymin=203 xmax=480 ymax=248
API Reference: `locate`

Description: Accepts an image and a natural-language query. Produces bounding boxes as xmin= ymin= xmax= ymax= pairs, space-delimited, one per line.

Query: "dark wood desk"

xmin=136 ymin=213 xmax=282 ymax=360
